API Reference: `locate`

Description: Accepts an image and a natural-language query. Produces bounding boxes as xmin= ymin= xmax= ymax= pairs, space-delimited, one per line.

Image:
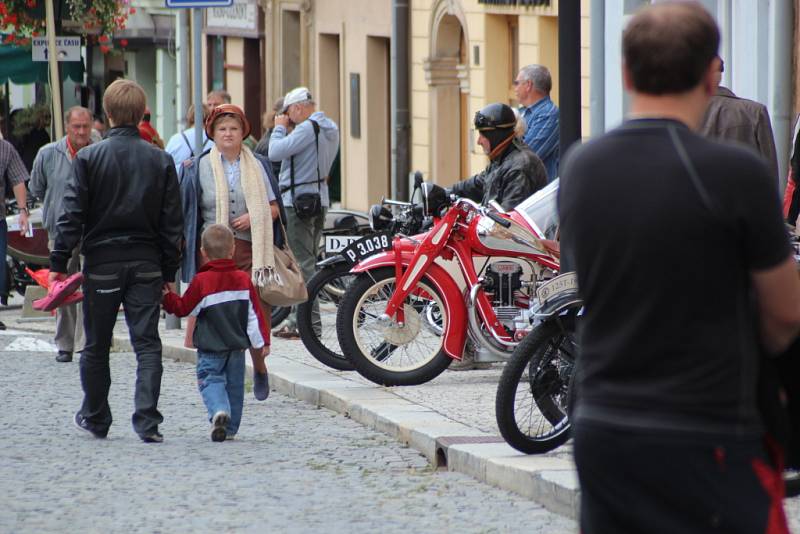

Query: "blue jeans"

xmin=196 ymin=350 xmax=245 ymax=436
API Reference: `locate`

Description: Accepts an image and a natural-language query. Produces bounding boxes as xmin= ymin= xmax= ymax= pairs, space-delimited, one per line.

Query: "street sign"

xmin=165 ymin=0 xmax=233 ymax=7
xmin=31 ymin=36 xmax=81 ymax=62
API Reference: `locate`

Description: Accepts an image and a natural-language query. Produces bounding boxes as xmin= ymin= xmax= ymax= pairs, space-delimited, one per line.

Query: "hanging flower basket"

xmin=0 ymin=0 xmax=129 ymax=51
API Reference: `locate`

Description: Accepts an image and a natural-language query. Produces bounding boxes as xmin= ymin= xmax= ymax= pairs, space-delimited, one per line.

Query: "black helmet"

xmin=474 ymin=103 xmax=516 ymax=132
xmin=421 ymin=182 xmax=450 ymax=217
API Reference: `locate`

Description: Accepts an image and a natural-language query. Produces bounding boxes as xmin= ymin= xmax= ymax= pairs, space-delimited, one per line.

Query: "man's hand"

xmin=274 ymin=114 xmax=291 ymax=129
xmin=18 ymin=210 xmax=29 ymax=237
xmin=232 ymin=213 xmax=251 ymax=231
xmin=47 ymin=271 xmax=65 ymax=291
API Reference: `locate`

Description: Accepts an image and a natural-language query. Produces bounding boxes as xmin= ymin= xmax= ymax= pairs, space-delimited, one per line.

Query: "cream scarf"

xmin=209 ymin=144 xmax=279 ymax=288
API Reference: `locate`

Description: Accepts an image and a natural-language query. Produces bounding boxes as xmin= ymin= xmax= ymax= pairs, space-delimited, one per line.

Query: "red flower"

xmin=100 ymin=45 xmax=110 ymax=54
xmin=98 ymin=34 xmax=109 ymax=43
xmin=120 ymin=38 xmax=128 ymax=47
xmin=25 ymin=0 xmax=36 ymax=7
xmin=31 ymin=31 xmax=38 ymax=36
xmin=129 ymin=7 xmax=135 ymax=14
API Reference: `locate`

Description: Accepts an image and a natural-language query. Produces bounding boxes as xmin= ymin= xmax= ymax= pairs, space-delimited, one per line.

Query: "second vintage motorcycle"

xmin=335 ymin=177 xmax=561 ymax=386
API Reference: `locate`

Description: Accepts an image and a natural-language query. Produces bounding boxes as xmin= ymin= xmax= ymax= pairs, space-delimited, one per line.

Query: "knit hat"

xmin=205 ymin=103 xmax=251 ymax=139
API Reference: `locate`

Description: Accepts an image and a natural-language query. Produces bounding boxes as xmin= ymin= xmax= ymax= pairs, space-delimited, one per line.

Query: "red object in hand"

xmin=25 ymin=267 xmax=50 ymax=289
xmin=32 ymin=273 xmax=84 ymax=311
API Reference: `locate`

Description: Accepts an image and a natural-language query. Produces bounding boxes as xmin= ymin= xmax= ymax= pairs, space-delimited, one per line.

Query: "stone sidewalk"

xmin=4 ymin=303 xmax=579 ymax=519
xmin=7 ymin=303 xmax=800 ymax=526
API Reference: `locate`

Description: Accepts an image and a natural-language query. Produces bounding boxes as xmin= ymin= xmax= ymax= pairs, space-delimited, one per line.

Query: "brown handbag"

xmin=258 ymin=223 xmax=308 ymax=306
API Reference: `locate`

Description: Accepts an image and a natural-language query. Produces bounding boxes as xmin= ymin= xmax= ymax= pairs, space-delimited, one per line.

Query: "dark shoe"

xmin=140 ymin=431 xmax=164 ymax=443
xmin=254 ymin=370 xmax=269 ymax=401
xmin=73 ymin=412 xmax=107 ymax=439
xmin=0 ymin=320 xmax=6 ymax=330
xmin=56 ymin=350 xmax=73 ymax=363
xmin=211 ymin=411 xmax=229 ymax=442
xmin=273 ymin=326 xmax=301 ymax=339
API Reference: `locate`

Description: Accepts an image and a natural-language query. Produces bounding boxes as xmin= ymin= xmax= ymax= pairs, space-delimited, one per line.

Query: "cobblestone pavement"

xmin=0 ymin=329 xmax=576 ymax=534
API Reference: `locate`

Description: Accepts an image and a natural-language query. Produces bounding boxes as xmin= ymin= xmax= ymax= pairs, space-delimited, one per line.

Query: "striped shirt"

xmin=0 ymin=140 xmax=29 ymax=216
xmin=521 ymin=96 xmax=560 ymax=182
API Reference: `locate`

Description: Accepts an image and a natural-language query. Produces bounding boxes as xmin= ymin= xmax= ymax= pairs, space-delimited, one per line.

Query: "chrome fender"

xmin=351 ymin=253 xmax=468 ymax=359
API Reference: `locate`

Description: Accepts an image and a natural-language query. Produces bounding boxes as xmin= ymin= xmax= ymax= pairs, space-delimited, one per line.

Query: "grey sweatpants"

xmin=283 ymin=206 xmax=326 ymax=329
xmin=49 ymin=240 xmax=84 ymax=353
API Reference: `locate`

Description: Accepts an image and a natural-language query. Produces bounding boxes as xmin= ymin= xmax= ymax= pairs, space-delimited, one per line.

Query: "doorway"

xmin=428 ymin=13 xmax=467 ymax=187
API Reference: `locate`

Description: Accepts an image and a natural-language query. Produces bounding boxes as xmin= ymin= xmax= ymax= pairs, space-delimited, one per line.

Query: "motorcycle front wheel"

xmin=495 ymin=318 xmax=576 ymax=454
xmin=336 ymin=267 xmax=451 ymax=386
xmin=297 ymin=262 xmax=357 ymax=371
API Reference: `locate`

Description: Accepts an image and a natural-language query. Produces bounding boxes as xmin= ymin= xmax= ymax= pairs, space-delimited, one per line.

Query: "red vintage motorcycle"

xmin=335 ymin=178 xmax=561 ymax=386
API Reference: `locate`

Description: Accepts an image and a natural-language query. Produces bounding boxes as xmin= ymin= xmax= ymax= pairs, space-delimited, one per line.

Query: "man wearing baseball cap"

xmin=268 ymin=87 xmax=339 ymax=338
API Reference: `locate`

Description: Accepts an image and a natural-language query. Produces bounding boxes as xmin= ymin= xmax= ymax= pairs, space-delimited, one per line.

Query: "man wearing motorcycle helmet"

xmin=449 ymin=103 xmax=547 ymax=211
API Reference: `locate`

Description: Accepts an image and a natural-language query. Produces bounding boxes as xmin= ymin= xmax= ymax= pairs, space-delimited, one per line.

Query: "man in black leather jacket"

xmin=450 ymin=103 xmax=547 ymax=211
xmin=49 ymin=79 xmax=183 ymax=443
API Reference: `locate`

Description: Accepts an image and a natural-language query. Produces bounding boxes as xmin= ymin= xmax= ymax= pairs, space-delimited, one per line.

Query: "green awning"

xmin=0 ymin=44 xmax=84 ymax=85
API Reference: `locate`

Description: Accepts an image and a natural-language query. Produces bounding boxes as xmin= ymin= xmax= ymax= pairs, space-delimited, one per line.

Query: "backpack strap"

xmin=181 ymin=131 xmax=209 ymax=158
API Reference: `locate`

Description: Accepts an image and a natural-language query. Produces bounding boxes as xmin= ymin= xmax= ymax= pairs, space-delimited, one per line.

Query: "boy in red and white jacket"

xmin=162 ymin=224 xmax=269 ymax=442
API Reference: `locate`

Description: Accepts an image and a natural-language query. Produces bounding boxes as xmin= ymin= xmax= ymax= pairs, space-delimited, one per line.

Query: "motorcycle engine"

xmin=484 ymin=261 xmax=526 ymax=331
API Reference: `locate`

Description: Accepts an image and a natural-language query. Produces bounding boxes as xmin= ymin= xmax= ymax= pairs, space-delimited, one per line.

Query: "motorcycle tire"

xmin=786 ymin=470 xmax=800 ymax=497
xmin=336 ymin=267 xmax=452 ymax=386
xmin=298 ymin=262 xmax=356 ymax=371
xmin=495 ymin=318 xmax=576 ymax=454
xmin=271 ymin=305 xmax=291 ymax=329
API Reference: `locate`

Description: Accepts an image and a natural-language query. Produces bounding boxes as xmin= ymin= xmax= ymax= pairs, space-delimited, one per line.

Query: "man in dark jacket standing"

xmin=699 ymin=59 xmax=779 ymax=184
xmin=450 ymin=103 xmax=547 ymax=211
xmin=48 ymin=79 xmax=183 ymax=443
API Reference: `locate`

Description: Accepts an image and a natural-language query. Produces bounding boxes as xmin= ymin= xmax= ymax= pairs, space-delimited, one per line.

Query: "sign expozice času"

xmin=32 ymin=36 xmax=82 ymax=62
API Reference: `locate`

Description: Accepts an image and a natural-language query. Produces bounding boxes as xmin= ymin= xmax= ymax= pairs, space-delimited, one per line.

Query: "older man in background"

xmin=514 ymin=64 xmax=560 ymax=182
xmin=30 ymin=106 xmax=93 ymax=363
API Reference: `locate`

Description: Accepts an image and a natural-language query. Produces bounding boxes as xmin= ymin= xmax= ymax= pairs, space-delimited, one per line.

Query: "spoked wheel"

xmin=336 ymin=267 xmax=451 ymax=386
xmin=495 ymin=317 xmax=577 ymax=454
xmin=297 ymin=262 xmax=357 ymax=371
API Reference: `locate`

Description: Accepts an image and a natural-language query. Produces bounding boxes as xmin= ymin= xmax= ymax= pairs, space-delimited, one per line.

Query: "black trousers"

xmin=573 ymin=420 xmax=787 ymax=534
xmin=79 ymin=260 xmax=164 ymax=436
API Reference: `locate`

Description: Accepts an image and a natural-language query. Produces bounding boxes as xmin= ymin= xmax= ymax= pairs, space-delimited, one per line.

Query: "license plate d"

xmin=325 ymin=235 xmax=362 ymax=253
xmin=342 ymin=232 xmax=393 ymax=265
xmin=536 ymin=272 xmax=578 ymax=303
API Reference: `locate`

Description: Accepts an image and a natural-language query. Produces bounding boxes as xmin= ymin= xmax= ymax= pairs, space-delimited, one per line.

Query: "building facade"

xmin=410 ymin=0 xmax=591 ymax=188
xmin=201 ymin=0 xmax=267 ymax=139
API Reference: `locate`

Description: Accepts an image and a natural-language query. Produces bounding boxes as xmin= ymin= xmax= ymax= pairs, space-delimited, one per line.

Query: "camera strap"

xmin=284 ymin=119 xmax=323 ymax=202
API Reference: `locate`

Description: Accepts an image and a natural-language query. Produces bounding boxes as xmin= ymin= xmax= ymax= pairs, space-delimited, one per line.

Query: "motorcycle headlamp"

xmin=369 ymin=204 xmax=394 ymax=232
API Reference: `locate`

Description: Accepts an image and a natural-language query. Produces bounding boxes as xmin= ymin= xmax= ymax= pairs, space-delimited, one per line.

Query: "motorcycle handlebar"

xmin=487 ymin=211 xmax=512 ymax=228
